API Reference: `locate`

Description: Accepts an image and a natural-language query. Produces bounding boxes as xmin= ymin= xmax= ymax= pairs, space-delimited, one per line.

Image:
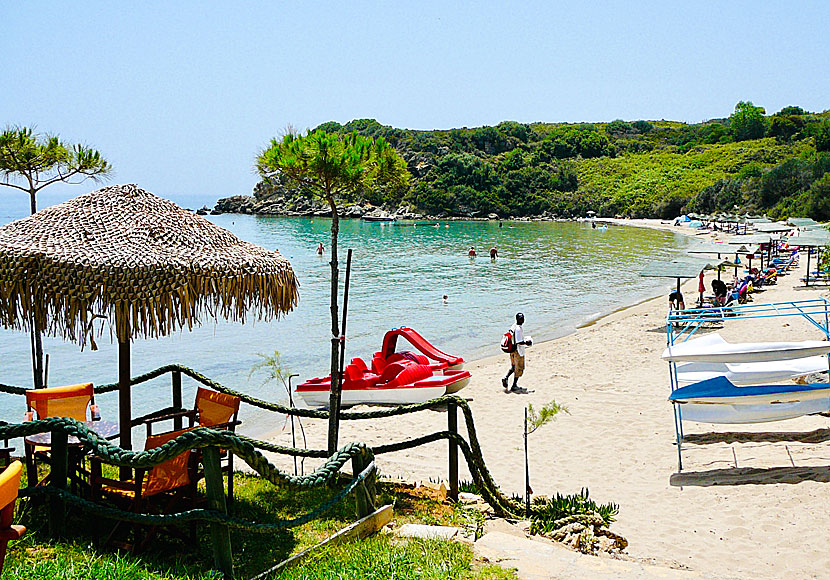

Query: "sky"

xmin=3 ymin=1 xmax=830 ymax=207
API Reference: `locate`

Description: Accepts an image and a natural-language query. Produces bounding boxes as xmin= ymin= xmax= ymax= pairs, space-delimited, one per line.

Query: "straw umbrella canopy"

xmin=0 ymin=184 xmax=299 ymax=455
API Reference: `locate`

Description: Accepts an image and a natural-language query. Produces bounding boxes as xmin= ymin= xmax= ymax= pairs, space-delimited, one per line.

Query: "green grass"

xmin=1 ymin=472 xmax=514 ymax=580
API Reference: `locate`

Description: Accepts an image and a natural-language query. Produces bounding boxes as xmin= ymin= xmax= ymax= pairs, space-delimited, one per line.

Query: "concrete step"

xmin=474 ymin=531 xmax=731 ymax=580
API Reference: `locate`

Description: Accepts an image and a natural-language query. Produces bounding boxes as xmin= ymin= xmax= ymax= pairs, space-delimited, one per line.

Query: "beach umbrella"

xmin=792 ymin=231 xmax=830 ymax=286
xmin=0 ymin=184 xmax=299 ymax=459
xmin=639 ymin=256 xmax=724 ymax=296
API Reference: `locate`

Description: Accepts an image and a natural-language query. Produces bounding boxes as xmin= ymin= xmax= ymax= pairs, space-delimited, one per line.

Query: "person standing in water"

xmin=503 ymin=312 xmax=532 ymax=393
xmin=316 ymin=242 xmax=324 ymax=255
xmin=468 ymin=246 xmax=477 ymax=257
xmin=490 ymin=245 xmax=498 ymax=259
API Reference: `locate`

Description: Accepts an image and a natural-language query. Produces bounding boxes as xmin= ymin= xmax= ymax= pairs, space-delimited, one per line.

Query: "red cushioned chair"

xmin=0 ymin=461 xmax=26 ymax=576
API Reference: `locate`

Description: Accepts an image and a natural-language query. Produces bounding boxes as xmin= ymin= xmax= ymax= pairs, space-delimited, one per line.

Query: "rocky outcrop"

xmin=212 ymin=191 xmax=563 ymax=221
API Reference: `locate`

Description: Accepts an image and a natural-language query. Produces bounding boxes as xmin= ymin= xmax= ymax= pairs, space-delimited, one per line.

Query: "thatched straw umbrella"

xmin=0 ymin=184 xmax=298 ymax=457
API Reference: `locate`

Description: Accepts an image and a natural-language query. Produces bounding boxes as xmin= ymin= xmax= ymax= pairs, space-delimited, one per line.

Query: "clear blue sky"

xmin=4 ymin=1 xmax=829 ymax=206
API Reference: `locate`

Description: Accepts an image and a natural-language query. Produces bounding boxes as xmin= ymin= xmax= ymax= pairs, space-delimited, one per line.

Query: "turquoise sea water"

xmin=0 ymin=193 xmax=686 ymax=435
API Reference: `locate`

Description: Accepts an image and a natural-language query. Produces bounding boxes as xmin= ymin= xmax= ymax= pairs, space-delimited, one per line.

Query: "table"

xmin=24 ymin=420 xmax=119 ymax=447
xmin=25 ymin=420 xmax=119 ymax=494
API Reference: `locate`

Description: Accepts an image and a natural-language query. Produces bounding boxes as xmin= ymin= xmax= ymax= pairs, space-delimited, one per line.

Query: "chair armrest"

xmin=142 ymin=409 xmax=196 ymax=425
xmin=0 ymin=524 xmax=26 ymax=541
xmin=200 ymin=419 xmax=241 ymax=431
xmin=144 ymin=410 xmax=197 ymax=437
xmin=89 ymin=455 xmax=144 ymax=495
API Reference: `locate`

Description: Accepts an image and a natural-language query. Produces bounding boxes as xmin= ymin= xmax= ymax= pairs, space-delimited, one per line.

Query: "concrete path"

xmin=474 ymin=532 xmax=737 ymax=580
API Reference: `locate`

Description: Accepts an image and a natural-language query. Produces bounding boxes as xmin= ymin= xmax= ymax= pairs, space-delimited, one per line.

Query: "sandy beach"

xmin=262 ymin=221 xmax=830 ymax=580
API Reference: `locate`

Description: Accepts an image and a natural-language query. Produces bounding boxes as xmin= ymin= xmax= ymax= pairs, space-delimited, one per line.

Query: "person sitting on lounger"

xmin=669 ymin=290 xmax=685 ymax=311
xmin=712 ymin=279 xmax=728 ymax=306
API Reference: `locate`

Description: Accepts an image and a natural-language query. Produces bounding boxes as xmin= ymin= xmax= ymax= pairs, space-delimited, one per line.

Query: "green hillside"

xmin=257 ymin=103 xmax=830 ymax=220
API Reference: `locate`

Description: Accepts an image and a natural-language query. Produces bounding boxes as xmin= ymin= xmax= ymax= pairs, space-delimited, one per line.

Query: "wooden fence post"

xmin=172 ymin=370 xmax=183 ymax=431
xmin=351 ymin=451 xmax=375 ymax=519
xmin=203 ymin=446 xmax=234 ymax=580
xmin=49 ymin=429 xmax=68 ymax=538
xmin=447 ymin=399 xmax=458 ymax=502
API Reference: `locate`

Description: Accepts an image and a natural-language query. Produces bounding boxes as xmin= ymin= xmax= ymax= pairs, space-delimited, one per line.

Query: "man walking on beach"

xmin=503 ymin=312 xmax=531 ymax=393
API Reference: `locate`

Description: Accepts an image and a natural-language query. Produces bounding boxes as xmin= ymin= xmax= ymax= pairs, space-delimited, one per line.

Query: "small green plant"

xmin=529 ymin=487 xmax=619 ymax=536
xmin=526 ymin=400 xmax=569 ymax=434
xmin=250 ymin=350 xmax=307 ymax=475
xmin=523 ymin=400 xmax=568 ymax=515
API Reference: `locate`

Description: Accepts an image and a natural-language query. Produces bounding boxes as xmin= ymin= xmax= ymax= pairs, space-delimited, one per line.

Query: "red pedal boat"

xmin=296 ymin=327 xmax=471 ymax=408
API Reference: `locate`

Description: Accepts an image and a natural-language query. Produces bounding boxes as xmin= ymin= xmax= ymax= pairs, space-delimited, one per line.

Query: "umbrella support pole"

xmin=172 ymin=370 xmax=183 ymax=431
xmin=119 ymin=338 xmax=132 ymax=480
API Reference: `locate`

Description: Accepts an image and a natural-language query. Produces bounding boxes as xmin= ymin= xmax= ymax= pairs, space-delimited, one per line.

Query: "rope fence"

xmin=0 ymin=364 xmax=623 ymax=577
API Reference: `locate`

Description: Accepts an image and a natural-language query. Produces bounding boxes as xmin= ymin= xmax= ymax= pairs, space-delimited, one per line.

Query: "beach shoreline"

xmin=258 ymin=222 xmax=830 ymax=580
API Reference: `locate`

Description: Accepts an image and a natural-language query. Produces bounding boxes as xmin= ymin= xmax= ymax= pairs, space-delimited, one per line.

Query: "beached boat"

xmin=674 ymin=399 xmax=830 ymax=424
xmin=661 ymin=333 xmax=830 ymax=363
xmin=669 ymin=376 xmax=830 ymax=423
xmin=361 ymin=214 xmax=396 ymax=222
xmin=296 ymin=327 xmax=470 ymax=408
xmin=675 ymin=356 xmax=829 ymax=386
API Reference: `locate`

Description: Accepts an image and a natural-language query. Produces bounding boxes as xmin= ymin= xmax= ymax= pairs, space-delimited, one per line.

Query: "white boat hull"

xmin=676 ymin=357 xmax=829 ymax=385
xmin=662 ymin=333 xmax=830 ymax=363
xmin=678 ymin=399 xmax=830 ymax=424
xmin=297 ymin=384 xmax=447 ymax=408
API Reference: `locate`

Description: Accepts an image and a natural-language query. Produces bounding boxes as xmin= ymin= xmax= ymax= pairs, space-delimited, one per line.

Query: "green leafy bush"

xmin=530 ymin=488 xmax=620 ymax=535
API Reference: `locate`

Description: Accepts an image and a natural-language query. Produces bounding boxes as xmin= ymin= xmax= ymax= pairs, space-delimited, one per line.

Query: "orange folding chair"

xmin=146 ymin=387 xmax=241 ymax=501
xmin=91 ymin=428 xmax=197 ymax=551
xmin=0 ymin=461 xmax=26 ymax=576
xmin=24 ymin=383 xmax=95 ymax=486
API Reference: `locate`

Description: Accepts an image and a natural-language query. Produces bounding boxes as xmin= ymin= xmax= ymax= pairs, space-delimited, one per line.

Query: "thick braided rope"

xmin=0 ymin=368 xmax=611 ymax=527
xmin=20 ymin=460 xmax=375 ymax=532
xmin=0 ymin=418 xmax=369 ymax=490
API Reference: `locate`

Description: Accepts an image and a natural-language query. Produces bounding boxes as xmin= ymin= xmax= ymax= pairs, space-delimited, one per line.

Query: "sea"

xmin=0 ymin=190 xmax=687 ymax=436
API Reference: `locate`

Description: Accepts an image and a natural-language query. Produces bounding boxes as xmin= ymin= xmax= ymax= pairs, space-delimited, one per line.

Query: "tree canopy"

xmin=0 ymin=125 xmax=111 ymax=389
xmin=256 ymin=130 xmax=409 ymax=206
xmin=0 ymin=125 xmax=112 ymax=214
xmin=729 ymin=101 xmax=767 ymax=142
xmin=256 ymin=129 xmax=409 ymax=452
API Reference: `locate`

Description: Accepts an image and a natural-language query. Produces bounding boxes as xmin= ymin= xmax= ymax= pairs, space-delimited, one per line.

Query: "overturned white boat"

xmin=669 ymin=376 xmax=830 ymax=423
xmin=662 ymin=333 xmax=830 ymax=363
xmin=675 ymin=357 xmax=829 ymax=385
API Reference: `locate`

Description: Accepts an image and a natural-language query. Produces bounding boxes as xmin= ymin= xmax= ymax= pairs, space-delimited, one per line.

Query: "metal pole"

xmin=524 ymin=406 xmax=530 ymax=518
xmin=447 ymin=399 xmax=458 ymax=502
xmin=328 ymin=249 xmax=353 ymax=453
xmin=288 ymin=374 xmax=299 ymax=476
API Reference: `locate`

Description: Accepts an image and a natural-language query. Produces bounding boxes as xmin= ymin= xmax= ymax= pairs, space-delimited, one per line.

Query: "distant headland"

xmin=214 ymin=105 xmax=830 ymax=221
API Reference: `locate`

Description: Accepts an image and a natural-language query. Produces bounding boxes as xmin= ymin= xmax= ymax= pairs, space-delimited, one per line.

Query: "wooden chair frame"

xmin=143 ymin=387 xmax=241 ymax=502
xmin=90 ymin=427 xmax=198 ymax=552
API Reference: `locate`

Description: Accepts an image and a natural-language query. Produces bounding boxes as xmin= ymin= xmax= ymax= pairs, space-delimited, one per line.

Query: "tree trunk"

xmin=28 ymin=189 xmax=45 ymax=388
xmin=326 ymin=197 xmax=342 ymax=453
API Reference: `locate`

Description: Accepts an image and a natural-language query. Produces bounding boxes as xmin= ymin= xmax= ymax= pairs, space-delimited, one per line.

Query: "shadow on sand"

xmin=671 ymin=464 xmax=830 ymax=487
xmin=672 ymin=428 xmax=830 ymax=487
